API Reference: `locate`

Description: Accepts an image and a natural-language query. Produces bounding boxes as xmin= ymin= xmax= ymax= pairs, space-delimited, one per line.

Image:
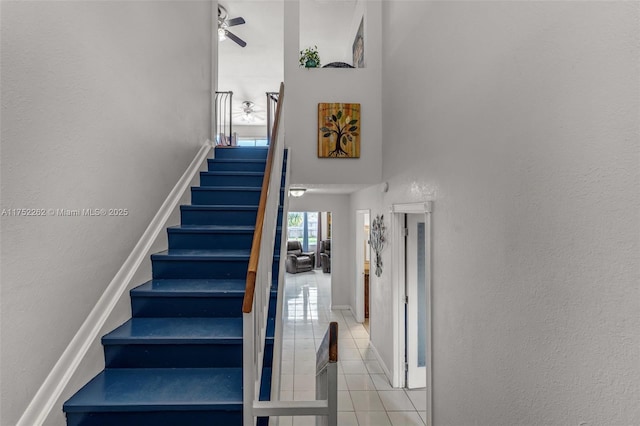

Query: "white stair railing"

xmin=242 ymin=83 xmax=338 ymax=425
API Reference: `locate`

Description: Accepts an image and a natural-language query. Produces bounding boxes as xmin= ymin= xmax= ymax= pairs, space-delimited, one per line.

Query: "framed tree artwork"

xmin=318 ymin=103 xmax=361 ymax=158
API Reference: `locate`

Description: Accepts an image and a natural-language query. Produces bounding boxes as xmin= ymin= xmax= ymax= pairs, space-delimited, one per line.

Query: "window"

xmin=237 ymin=138 xmax=268 ymax=147
xmin=288 ymin=212 xmax=318 ymax=252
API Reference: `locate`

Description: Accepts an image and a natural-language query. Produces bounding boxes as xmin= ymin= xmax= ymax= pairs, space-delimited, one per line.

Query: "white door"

xmin=406 ymin=214 xmax=427 ymax=388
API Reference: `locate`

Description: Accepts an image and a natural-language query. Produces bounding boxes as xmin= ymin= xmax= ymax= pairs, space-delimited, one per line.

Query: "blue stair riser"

xmin=199 ymin=172 xmax=286 ymax=188
xmin=168 ymin=229 xmax=282 ymax=251
xmin=67 ymin=411 xmax=241 ymax=426
xmin=181 ymin=206 xmax=256 ymax=226
xmin=191 ymin=187 xmax=261 ymax=206
xmin=131 ymin=291 xmax=277 ymax=318
xmin=214 ymin=147 xmax=268 ymax=160
xmin=103 ymin=341 xmax=273 ymax=369
xmin=180 ymin=206 xmax=284 ymax=226
xmin=199 ymin=172 xmax=264 ymax=187
xmin=207 ymin=158 xmax=266 ymax=172
xmin=151 ymin=258 xmax=280 ymax=280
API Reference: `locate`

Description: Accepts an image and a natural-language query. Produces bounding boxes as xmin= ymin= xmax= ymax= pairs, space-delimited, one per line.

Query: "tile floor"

xmin=275 ymin=269 xmax=427 ymax=426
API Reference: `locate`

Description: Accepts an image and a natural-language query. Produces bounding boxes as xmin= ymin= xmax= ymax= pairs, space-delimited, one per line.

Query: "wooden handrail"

xmin=316 ymin=322 xmax=339 ymax=372
xmin=243 ymin=82 xmax=285 ymax=313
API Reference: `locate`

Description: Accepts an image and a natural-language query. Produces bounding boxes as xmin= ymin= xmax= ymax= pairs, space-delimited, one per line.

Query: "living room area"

xmin=285 ymin=211 xmax=331 ymax=276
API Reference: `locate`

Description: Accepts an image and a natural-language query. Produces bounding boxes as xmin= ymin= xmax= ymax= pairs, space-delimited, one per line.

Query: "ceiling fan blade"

xmin=226 ymin=17 xmax=245 ymax=27
xmin=226 ymin=30 xmax=247 ymax=47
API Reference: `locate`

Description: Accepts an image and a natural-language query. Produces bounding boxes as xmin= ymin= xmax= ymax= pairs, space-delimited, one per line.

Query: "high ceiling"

xmin=218 ymin=0 xmax=361 ymax=131
xmin=300 ymin=0 xmax=359 ymax=65
xmin=217 ymin=1 xmax=284 ymax=129
xmin=218 ymin=0 xmax=368 ymax=195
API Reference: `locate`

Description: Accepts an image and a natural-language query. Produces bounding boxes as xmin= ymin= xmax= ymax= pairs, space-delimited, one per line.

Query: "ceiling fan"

xmin=234 ymin=101 xmax=265 ymax=124
xmin=218 ymin=5 xmax=246 ymax=48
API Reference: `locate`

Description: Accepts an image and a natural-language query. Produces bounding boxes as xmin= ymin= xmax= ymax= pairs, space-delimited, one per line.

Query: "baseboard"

xmin=369 ymin=341 xmax=395 ymax=386
xmin=331 ymin=305 xmax=352 ymax=311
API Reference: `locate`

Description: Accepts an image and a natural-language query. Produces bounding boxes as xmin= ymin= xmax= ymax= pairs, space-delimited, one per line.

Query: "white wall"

xmin=0 ymin=2 xmax=213 ymax=424
xmin=299 ymin=0 xmax=358 ymax=65
xmin=349 ymin=185 xmax=391 ymax=364
xmin=284 ymin=0 xmax=382 ymax=187
xmin=289 ymin=194 xmax=350 ymax=307
xmin=367 ymin=1 xmax=639 ymax=425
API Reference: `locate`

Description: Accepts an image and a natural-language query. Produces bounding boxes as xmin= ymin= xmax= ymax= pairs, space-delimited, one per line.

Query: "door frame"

xmin=405 ymin=213 xmax=426 ymax=388
xmin=355 ymin=209 xmax=370 ymax=323
xmin=391 ymin=201 xmax=432 ymax=425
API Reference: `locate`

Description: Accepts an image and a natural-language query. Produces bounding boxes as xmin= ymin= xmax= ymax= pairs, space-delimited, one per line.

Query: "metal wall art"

xmin=370 ymin=214 xmax=386 ymax=277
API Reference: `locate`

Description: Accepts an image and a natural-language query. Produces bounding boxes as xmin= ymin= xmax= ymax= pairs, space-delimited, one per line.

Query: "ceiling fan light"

xmin=289 ymin=188 xmax=306 ymax=197
xmin=218 ymin=28 xmax=227 ymax=41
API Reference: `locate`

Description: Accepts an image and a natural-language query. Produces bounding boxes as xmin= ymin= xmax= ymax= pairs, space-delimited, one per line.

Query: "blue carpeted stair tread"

xmin=102 ymin=317 xmax=243 ymax=344
xmin=131 ymin=279 xmax=246 ymax=296
xmin=181 ymin=204 xmax=260 ymax=211
xmin=212 ymin=147 xmax=268 ymax=160
xmin=208 ymin=158 xmax=266 ymax=163
xmin=63 ymin=368 xmax=243 ymax=412
xmin=168 ymin=225 xmax=281 ymax=232
xmin=168 ymin=225 xmax=255 ymax=232
xmin=151 ymin=249 xmax=250 ymax=260
xmin=192 ymin=186 xmax=263 ymax=192
xmin=200 ymin=171 xmax=264 ymax=177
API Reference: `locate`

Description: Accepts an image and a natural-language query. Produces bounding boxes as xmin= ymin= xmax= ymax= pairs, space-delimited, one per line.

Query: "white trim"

xmin=354 ymin=209 xmax=371 ymax=324
xmin=369 ymin=341 xmax=394 ymax=384
xmin=390 ymin=201 xmax=433 ymax=426
xmin=390 ymin=212 xmax=406 ymax=388
xmin=391 ymin=201 xmax=432 ymax=214
xmin=17 ymin=140 xmax=214 ymax=426
xmin=331 ymin=305 xmax=352 ymax=311
xmin=210 ymin=0 xmax=218 ymax=140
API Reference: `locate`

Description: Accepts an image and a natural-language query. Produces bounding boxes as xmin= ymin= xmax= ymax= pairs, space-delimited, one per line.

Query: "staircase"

xmin=63 ymin=146 xmax=286 ymax=426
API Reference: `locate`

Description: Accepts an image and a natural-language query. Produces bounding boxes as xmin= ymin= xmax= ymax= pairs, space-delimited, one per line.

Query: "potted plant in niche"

xmin=299 ymin=45 xmax=321 ymax=68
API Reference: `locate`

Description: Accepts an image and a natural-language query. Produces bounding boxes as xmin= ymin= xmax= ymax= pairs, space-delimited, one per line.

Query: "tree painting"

xmin=318 ymin=103 xmax=360 ymax=158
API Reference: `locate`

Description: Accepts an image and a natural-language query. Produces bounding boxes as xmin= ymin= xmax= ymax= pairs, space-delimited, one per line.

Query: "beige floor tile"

xmin=341 ymin=360 xmax=369 ymax=375
xmin=338 ymin=411 xmax=359 ymax=425
xmin=345 ymin=374 xmax=377 ymax=391
xmin=378 ymin=390 xmax=415 ymax=411
xmin=356 ymin=410 xmax=393 ymax=425
xmin=350 ymin=390 xmax=386 ymax=411
xmin=275 ymin=416 xmax=293 ymax=426
xmin=387 ymin=410 xmax=426 ymax=426
xmin=406 ymin=389 xmax=427 ymax=411
xmin=365 ymin=360 xmax=385 ymax=374
xmin=292 ymin=415 xmax=316 ymax=426
xmin=280 ymin=271 xmax=425 ymax=426
xmin=338 ymin=390 xmax=354 ymax=411
xmin=354 ymin=338 xmax=370 ymax=348
xmin=338 ymin=373 xmax=348 ymax=390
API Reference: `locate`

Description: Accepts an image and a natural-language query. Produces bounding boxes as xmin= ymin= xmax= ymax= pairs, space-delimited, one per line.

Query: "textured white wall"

xmin=288 ymin=193 xmax=350 ymax=308
xmin=369 ymin=1 xmax=640 ymax=425
xmin=0 ymin=2 xmax=213 ymax=424
xmin=284 ymin=0 xmax=382 ymax=187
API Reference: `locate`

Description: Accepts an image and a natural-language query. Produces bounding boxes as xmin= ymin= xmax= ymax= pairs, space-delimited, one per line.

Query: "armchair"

xmin=285 ymin=240 xmax=315 ymax=274
xmin=320 ymin=239 xmax=331 ymax=273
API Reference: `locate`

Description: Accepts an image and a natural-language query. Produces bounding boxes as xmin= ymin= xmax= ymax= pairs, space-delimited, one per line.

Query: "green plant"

xmin=288 ymin=212 xmax=303 ymax=227
xmin=299 ymin=45 xmax=321 ymax=68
